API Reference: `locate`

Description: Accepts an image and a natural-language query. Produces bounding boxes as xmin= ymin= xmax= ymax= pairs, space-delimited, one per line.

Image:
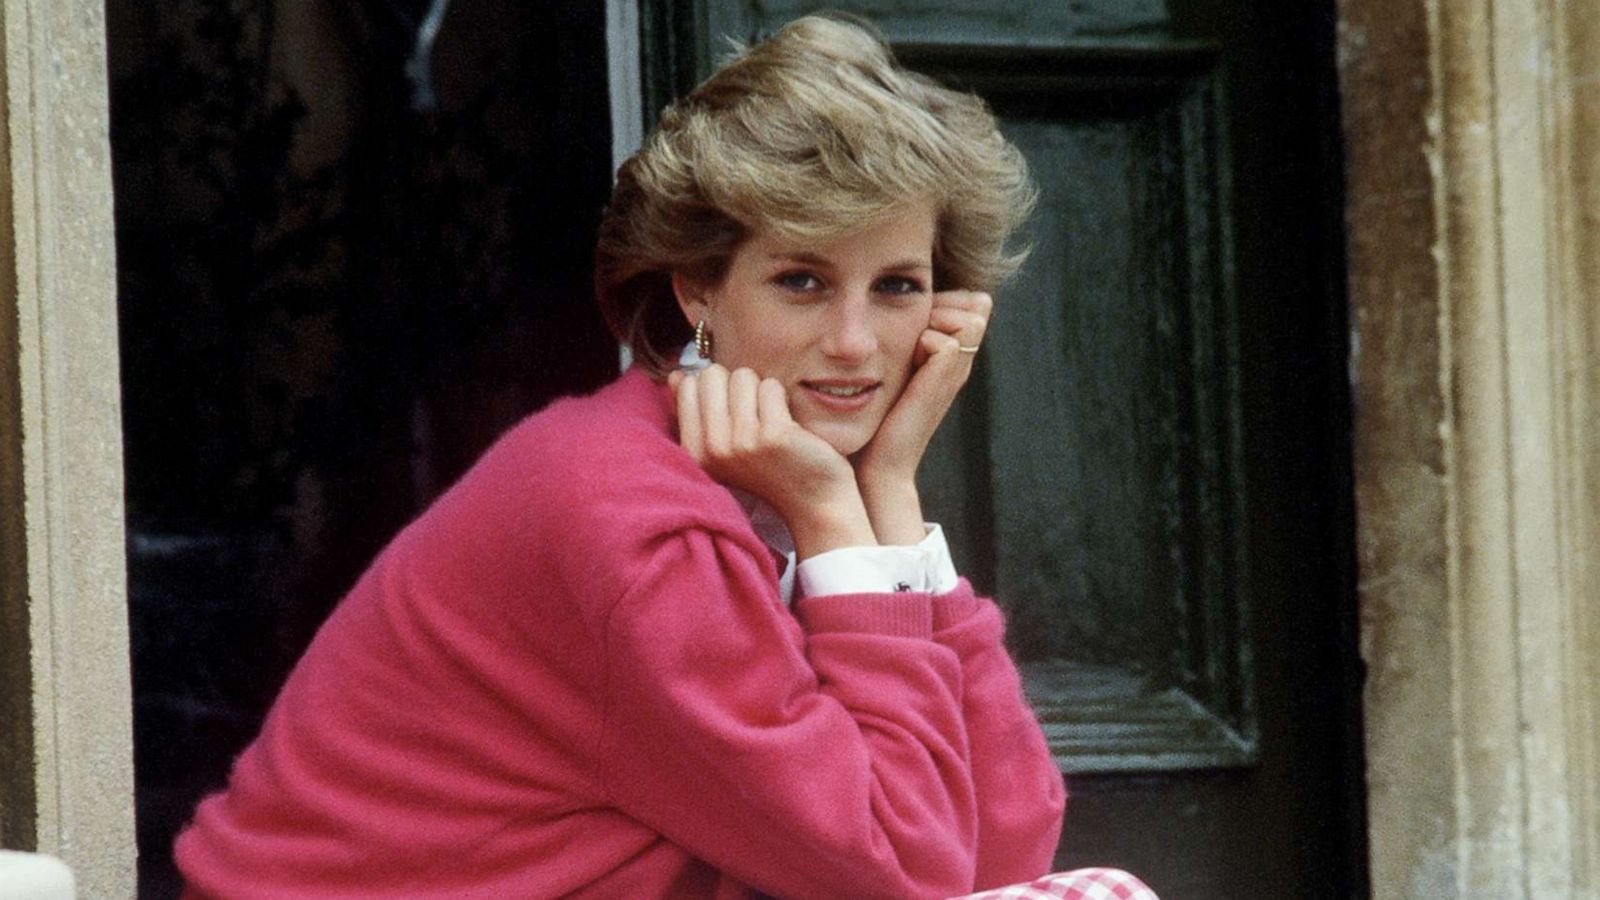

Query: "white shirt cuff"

xmin=796 ymin=524 xmax=960 ymax=598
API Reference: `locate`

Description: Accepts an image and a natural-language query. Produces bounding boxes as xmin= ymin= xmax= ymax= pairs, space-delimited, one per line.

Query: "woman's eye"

xmin=774 ymin=271 xmax=823 ymax=292
xmin=875 ymin=276 xmax=927 ymax=296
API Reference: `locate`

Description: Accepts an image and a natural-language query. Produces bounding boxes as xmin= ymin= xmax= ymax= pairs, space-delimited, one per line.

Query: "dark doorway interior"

xmin=107 ymin=2 xmax=617 ymax=895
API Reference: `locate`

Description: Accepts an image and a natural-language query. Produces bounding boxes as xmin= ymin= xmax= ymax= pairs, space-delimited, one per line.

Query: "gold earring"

xmin=694 ymin=319 xmax=714 ymax=361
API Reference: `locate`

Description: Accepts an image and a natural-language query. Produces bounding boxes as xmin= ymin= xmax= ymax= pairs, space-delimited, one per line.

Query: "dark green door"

xmin=641 ymin=2 xmax=1364 ymax=896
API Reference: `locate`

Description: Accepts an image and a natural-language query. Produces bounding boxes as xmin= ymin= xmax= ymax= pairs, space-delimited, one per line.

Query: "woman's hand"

xmin=853 ymin=290 xmax=992 ymax=545
xmin=671 ymin=364 xmax=877 ymax=559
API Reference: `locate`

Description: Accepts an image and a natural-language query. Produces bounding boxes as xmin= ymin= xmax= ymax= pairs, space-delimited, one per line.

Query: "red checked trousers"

xmin=952 ymin=867 xmax=1160 ymax=900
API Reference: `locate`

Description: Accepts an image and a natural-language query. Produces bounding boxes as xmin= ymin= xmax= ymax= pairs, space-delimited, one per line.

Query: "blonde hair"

xmin=595 ymin=14 xmax=1036 ymax=374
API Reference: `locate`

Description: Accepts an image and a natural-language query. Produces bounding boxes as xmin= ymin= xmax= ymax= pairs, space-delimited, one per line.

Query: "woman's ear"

xmin=670 ymin=271 xmax=711 ymax=328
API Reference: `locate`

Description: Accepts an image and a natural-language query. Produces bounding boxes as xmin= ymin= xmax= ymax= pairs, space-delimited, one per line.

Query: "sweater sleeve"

xmin=595 ymin=526 xmax=979 ymax=900
xmin=932 ymin=581 xmax=1067 ymax=889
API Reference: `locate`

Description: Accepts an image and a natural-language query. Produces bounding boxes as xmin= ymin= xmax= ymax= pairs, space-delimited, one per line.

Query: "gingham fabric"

xmin=950 ymin=867 xmax=1160 ymax=900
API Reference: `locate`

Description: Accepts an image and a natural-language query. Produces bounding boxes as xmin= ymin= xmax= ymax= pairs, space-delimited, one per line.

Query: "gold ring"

xmin=957 ymin=344 xmax=980 ymax=354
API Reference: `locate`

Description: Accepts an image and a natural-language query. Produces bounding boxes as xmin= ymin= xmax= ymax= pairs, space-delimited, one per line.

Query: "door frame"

xmin=1337 ymin=0 xmax=1600 ymax=895
xmin=0 ymin=0 xmax=136 ymax=895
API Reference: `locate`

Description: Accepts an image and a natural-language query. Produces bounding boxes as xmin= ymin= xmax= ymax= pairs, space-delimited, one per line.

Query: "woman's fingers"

xmin=854 ymin=291 xmax=993 ymax=482
xmin=934 ymin=289 xmax=993 ymax=316
xmin=929 ymin=290 xmax=991 ymax=350
xmin=855 ymin=329 xmax=963 ymax=478
xmin=675 ymin=372 xmax=703 ymax=461
xmin=920 ymin=328 xmax=964 ymax=358
xmin=898 ymin=323 xmax=974 ymax=429
xmin=677 ymin=365 xmax=776 ymax=462
xmin=756 ymin=376 xmax=792 ymax=436
xmin=917 ymin=330 xmax=970 ymax=397
xmin=696 ymin=364 xmax=731 ymax=457
xmin=672 ymin=365 xmax=857 ymax=520
xmin=923 ymin=290 xmax=992 ymax=379
xmin=929 ymin=307 xmax=987 ymax=349
xmin=727 ymin=367 xmax=761 ymax=452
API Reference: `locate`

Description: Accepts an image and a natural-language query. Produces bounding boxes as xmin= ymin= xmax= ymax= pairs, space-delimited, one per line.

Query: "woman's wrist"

xmin=784 ymin=490 xmax=879 ymax=560
xmin=857 ymin=473 xmax=927 ymax=546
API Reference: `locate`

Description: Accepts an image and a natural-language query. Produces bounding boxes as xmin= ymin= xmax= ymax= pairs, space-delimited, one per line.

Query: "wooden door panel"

xmin=907 ymin=44 xmax=1253 ymax=775
xmin=642 ymin=3 xmax=1361 ymax=896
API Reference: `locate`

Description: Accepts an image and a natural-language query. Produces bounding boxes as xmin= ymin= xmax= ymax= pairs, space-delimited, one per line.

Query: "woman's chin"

xmin=805 ymin=419 xmax=874 ymax=458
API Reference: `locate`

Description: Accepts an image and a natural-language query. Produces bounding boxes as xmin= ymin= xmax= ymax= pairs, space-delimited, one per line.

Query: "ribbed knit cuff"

xmin=794 ymin=593 xmax=933 ymax=638
xmin=930 ymin=581 xmax=985 ymax=633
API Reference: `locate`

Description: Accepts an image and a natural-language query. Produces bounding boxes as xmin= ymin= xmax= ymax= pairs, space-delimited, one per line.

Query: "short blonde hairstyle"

xmin=595 ymin=14 xmax=1036 ymax=374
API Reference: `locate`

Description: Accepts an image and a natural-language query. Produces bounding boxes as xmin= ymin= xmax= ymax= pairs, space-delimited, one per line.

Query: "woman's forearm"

xmin=933 ymin=588 xmax=1067 ymax=887
xmin=601 ymin=528 xmax=980 ymax=899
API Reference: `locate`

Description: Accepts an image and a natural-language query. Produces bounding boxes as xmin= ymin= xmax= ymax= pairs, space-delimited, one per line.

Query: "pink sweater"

xmin=175 ymin=369 xmax=1065 ymax=899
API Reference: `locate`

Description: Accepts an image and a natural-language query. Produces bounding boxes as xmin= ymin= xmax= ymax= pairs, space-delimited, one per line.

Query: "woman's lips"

xmin=798 ymin=379 xmax=880 ymax=413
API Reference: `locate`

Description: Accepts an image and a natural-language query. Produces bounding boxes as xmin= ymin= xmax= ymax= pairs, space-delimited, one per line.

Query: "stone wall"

xmin=1338 ymin=0 xmax=1600 ymax=895
xmin=0 ymin=0 xmax=136 ymax=895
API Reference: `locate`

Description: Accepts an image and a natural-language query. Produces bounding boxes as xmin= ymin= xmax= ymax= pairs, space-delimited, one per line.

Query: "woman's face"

xmin=677 ymin=206 xmax=936 ymax=456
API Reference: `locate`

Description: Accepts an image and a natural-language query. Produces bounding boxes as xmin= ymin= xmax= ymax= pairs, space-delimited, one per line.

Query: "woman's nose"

xmin=821 ymin=294 xmax=877 ymax=362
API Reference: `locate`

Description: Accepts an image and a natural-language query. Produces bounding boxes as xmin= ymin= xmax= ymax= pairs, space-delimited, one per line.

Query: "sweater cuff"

xmin=794 ymin=593 xmax=934 ymax=638
xmin=930 ymin=580 xmax=986 ymax=632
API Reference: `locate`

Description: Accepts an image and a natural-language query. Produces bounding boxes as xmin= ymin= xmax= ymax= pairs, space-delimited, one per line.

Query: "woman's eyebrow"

xmin=766 ymin=251 xmax=831 ymax=265
xmin=765 ymin=252 xmax=931 ymax=271
xmin=881 ymin=259 xmax=933 ymax=271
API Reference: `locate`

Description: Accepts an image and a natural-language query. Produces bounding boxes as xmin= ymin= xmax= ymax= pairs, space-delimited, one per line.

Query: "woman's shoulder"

xmin=465 ymin=369 xmax=751 ymax=545
xmin=480 ymin=372 xmax=776 ymax=610
xmin=504 ymin=369 xmax=674 ymax=466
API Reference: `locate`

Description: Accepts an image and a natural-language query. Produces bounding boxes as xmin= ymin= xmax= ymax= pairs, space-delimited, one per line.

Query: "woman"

xmin=176 ymin=15 xmax=1143 ymax=899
